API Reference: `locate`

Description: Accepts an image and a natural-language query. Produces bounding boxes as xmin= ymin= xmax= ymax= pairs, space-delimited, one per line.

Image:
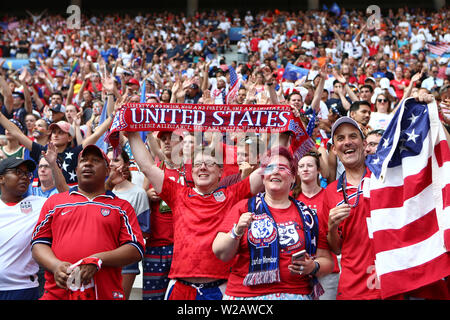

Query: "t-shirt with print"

xmin=218 ymin=199 xmax=329 ymax=297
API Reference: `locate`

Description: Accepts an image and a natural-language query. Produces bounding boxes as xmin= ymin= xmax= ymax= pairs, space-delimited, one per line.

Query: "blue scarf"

xmin=244 ymin=193 xmax=324 ymax=299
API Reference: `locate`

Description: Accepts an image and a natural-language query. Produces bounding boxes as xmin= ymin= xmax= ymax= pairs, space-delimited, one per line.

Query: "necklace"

xmin=341 ymin=168 xmax=366 ymax=208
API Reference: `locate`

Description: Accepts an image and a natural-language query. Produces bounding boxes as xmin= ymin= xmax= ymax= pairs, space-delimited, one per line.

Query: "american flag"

xmin=366 ymin=97 xmax=450 ymax=299
xmin=426 ymin=42 xmax=450 ymax=56
xmin=225 ymin=65 xmax=240 ymax=104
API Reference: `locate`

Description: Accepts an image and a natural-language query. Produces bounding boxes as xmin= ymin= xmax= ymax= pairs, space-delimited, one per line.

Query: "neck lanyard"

xmin=341 ymin=168 xmax=366 ymax=208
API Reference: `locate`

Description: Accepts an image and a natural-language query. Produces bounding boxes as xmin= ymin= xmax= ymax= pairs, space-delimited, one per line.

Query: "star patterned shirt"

xmin=30 ymin=142 xmax=83 ymax=186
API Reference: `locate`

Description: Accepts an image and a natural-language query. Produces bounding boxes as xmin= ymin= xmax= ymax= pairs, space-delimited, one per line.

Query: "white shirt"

xmin=421 ymin=76 xmax=444 ymax=91
xmin=410 ymin=33 xmax=425 ymax=53
xmin=0 ymin=195 xmax=47 ymax=290
xmin=368 ymin=112 xmax=394 ymax=131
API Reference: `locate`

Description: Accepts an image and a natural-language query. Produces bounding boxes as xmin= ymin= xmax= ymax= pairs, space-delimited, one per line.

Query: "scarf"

xmin=244 ymin=192 xmax=324 ymax=299
xmin=106 ymin=103 xmax=315 ymax=160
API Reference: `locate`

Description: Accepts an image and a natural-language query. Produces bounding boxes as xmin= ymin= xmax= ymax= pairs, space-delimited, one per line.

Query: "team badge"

xmin=248 ymin=213 xmax=277 ymax=249
xmin=101 ymin=208 xmax=111 ymax=217
xmin=278 ymin=221 xmax=302 ymax=251
xmin=20 ymin=201 xmax=32 ymax=214
xmin=213 ymin=191 xmax=226 ymax=202
xmin=112 ymin=291 xmax=124 ymax=299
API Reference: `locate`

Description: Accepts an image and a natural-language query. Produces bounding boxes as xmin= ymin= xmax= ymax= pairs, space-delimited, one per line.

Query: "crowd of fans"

xmin=0 ymin=6 xmax=449 ymax=300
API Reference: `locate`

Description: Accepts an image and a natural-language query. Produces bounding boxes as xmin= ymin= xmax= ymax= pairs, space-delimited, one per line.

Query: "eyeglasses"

xmin=4 ymin=168 xmax=33 ymax=180
xmin=377 ymin=99 xmax=388 ymax=103
xmin=193 ymin=160 xmax=218 ymax=168
xmin=38 ymin=164 xmax=50 ymax=170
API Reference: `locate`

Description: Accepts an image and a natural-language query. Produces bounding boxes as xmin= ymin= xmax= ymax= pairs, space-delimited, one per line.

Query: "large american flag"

xmin=366 ymin=97 xmax=450 ymax=299
xmin=225 ymin=65 xmax=240 ymax=104
xmin=426 ymin=42 xmax=450 ymax=56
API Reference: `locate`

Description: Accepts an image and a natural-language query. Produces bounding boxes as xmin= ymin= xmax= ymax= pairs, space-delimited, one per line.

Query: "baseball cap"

xmin=0 ymin=157 xmax=36 ymax=175
xmin=156 ymin=129 xmax=183 ymax=139
xmin=126 ymin=78 xmax=140 ymax=87
xmin=330 ymin=116 xmax=365 ymax=143
xmin=49 ymin=121 xmax=75 ymax=137
xmin=50 ymin=104 xmax=66 ymax=113
xmin=78 ymin=144 xmax=110 ymax=166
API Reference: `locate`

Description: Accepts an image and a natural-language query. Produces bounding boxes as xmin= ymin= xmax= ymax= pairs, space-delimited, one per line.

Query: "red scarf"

xmin=107 ymin=103 xmax=314 ymax=159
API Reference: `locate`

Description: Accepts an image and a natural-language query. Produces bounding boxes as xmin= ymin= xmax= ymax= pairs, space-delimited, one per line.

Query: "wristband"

xmin=229 ymin=224 xmax=243 ymax=240
xmin=76 ymin=257 xmax=102 ymax=270
xmin=309 ymin=261 xmax=320 ymax=276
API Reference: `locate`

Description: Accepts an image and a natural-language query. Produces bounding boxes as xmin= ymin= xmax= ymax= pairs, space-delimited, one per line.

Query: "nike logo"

xmin=61 ymin=210 xmax=72 ymax=216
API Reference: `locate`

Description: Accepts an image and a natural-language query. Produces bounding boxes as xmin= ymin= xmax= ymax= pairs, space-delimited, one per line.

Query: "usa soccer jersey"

xmin=322 ymin=170 xmax=381 ymax=300
xmin=31 ymin=188 xmax=145 ymax=300
xmin=158 ymin=175 xmax=252 ymax=280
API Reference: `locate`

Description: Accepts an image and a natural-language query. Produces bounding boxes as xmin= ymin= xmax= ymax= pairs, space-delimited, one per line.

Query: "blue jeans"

xmin=0 ymin=287 xmax=39 ymax=300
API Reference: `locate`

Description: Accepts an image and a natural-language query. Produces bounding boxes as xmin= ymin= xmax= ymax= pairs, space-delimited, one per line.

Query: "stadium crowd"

xmin=0 ymin=5 xmax=449 ymax=301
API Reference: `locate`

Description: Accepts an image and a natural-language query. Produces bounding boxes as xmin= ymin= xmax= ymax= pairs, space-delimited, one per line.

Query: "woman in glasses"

xmin=213 ymin=146 xmax=333 ymax=300
xmin=0 ymin=157 xmax=47 ymax=300
xmin=368 ymin=90 xmax=394 ymax=130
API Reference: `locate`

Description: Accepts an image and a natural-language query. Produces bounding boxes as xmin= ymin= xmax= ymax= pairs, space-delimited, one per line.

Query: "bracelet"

xmin=309 ymin=261 xmax=320 ymax=276
xmin=229 ymin=224 xmax=244 ymax=240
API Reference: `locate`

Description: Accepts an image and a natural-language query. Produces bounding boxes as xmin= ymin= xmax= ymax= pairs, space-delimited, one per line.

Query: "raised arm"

xmin=43 ymin=142 xmax=69 ymax=193
xmin=127 ymin=131 xmax=164 ymax=193
xmin=0 ymin=75 xmax=14 ymax=114
xmin=0 ymin=112 xmax=33 ymax=150
xmin=81 ymin=113 xmax=113 ymax=148
xmin=310 ymin=66 xmax=327 ymax=113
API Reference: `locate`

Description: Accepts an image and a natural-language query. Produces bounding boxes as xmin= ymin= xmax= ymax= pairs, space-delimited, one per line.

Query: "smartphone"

xmin=292 ymin=249 xmax=306 ymax=263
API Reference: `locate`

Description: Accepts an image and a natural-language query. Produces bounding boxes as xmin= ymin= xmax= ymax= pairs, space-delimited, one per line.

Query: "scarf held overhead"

xmin=107 ymin=103 xmax=314 ymax=159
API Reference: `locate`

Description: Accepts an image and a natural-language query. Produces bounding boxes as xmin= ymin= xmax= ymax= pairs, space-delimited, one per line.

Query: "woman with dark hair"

xmin=213 ymin=146 xmax=333 ymax=300
xmin=160 ymin=89 xmax=172 ymax=103
xmin=294 ymin=151 xmax=340 ymax=300
xmin=106 ymin=148 xmax=150 ymax=300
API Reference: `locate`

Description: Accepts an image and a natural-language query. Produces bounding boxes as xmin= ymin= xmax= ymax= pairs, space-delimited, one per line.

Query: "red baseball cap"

xmin=49 ymin=121 xmax=75 ymax=137
xmin=78 ymin=145 xmax=110 ymax=166
xmin=126 ymin=78 xmax=140 ymax=88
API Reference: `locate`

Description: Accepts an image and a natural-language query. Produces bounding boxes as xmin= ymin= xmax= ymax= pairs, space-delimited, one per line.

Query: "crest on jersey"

xmin=101 ymin=208 xmax=111 ymax=217
xmin=213 ymin=191 xmax=226 ymax=202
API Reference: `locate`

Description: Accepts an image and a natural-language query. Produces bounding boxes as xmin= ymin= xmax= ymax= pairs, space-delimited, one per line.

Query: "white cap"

xmin=331 ymin=116 xmax=365 ymax=143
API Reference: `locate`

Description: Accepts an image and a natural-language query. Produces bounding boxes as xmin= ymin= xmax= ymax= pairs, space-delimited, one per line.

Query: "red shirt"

xmin=148 ymin=164 xmax=193 ymax=247
xmin=390 ymin=79 xmax=410 ymax=100
xmin=322 ymin=170 xmax=381 ymax=300
xmin=222 ymin=142 xmax=239 ymax=178
xmin=219 ymin=199 xmax=329 ymax=297
xmin=250 ymin=38 xmax=261 ymax=52
xmin=158 ymin=175 xmax=252 ymax=279
xmin=31 ymin=189 xmax=145 ymax=300
xmin=297 ymin=189 xmax=340 ymax=274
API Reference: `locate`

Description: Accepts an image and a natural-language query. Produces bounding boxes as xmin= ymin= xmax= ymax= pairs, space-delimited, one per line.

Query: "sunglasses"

xmin=263 ymin=164 xmax=293 ymax=176
xmin=377 ymin=98 xmax=388 ymax=103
